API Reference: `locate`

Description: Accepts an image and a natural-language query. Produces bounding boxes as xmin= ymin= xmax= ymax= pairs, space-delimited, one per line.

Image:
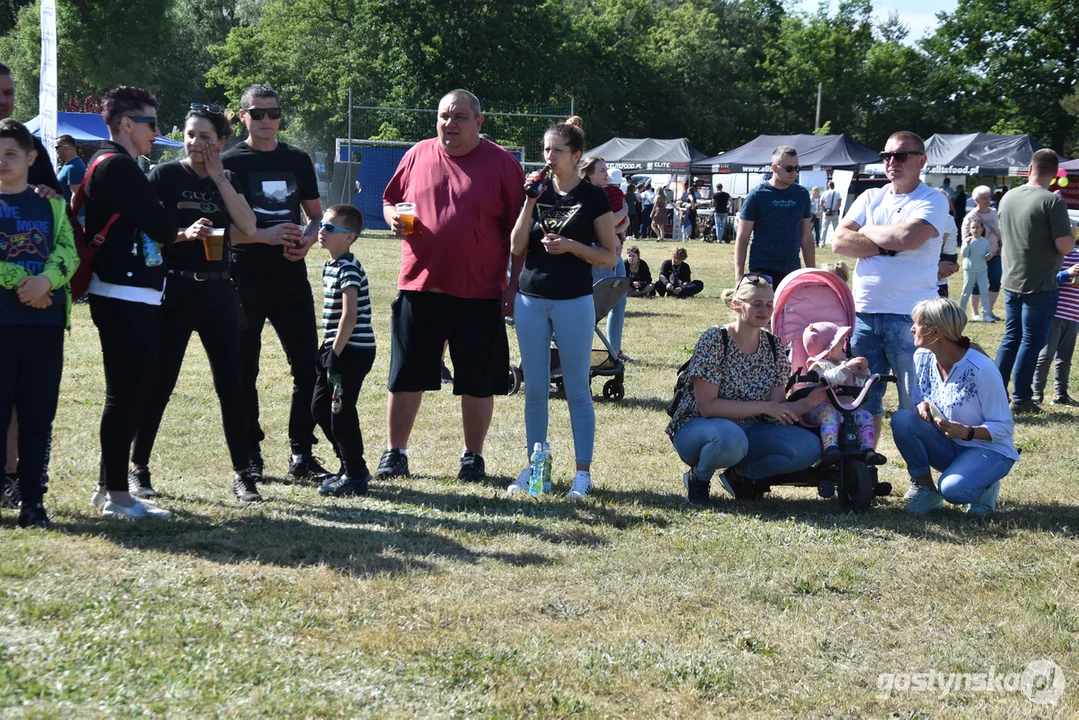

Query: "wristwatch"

xmin=966 ymin=425 xmax=976 ymax=441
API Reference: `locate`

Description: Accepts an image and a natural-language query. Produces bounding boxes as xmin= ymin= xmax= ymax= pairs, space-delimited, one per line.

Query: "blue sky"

xmin=796 ymin=0 xmax=959 ymax=43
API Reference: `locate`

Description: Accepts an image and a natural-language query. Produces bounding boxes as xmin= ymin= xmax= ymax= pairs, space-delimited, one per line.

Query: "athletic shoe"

xmin=440 ymin=363 xmax=454 ymax=384
xmin=102 ymin=499 xmax=173 ymax=519
xmin=984 ymin=314 xmax=999 ymax=323
xmin=971 ymin=315 xmax=983 ymax=322
xmin=1051 ymin=394 xmax=1078 ymax=407
xmin=458 ymin=452 xmax=486 ymax=481
xmin=17 ymin=504 xmax=52 ymax=529
xmin=966 ymin=480 xmax=1001 ymax=517
xmin=319 ymin=470 xmax=370 ymax=498
xmin=232 ymin=470 xmax=263 ymax=503
xmin=716 ymin=467 xmax=741 ymax=498
xmin=902 ymin=479 xmax=921 ymax=500
xmin=863 ymin=450 xmax=887 ymax=466
xmin=1 ymin=473 xmax=20 ymax=509
xmin=248 ymin=451 xmax=264 ymax=477
xmin=507 ymin=466 xmax=531 ymax=495
xmin=127 ymin=466 xmax=158 ymax=498
xmin=1033 ymin=393 xmax=1044 ymax=404
xmin=374 ymin=449 xmax=410 ymax=480
xmin=288 ymin=454 xmax=333 ymax=481
xmin=1009 ymin=399 xmax=1042 ymax=414
xmin=905 ymin=486 xmax=945 ymax=515
xmin=684 ymin=469 xmax=710 ymax=504
xmin=618 ymin=350 xmax=639 ymax=364
xmin=566 ymin=471 xmax=593 ymax=500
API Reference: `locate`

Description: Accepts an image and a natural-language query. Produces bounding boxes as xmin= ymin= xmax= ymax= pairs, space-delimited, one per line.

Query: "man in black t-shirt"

xmin=711 ymin=184 xmax=731 ymax=243
xmin=223 ymin=83 xmax=327 ymax=481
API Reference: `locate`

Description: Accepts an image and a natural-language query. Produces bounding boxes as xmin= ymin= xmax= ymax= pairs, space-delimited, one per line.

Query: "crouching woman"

xmin=892 ymin=297 xmax=1018 ymax=516
xmin=667 ymin=274 xmax=828 ymax=503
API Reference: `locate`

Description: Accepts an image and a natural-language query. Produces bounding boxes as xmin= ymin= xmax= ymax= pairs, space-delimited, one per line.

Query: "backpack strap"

xmin=70 ymin=153 xmax=121 ymax=249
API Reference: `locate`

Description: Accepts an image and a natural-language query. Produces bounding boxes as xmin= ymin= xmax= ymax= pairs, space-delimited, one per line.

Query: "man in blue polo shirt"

xmin=734 ymin=145 xmax=813 ymax=288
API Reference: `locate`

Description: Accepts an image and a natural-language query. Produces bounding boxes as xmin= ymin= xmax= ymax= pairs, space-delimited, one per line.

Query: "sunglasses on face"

xmin=879 ymin=150 xmax=924 ymax=163
xmin=126 ymin=115 xmax=158 ymax=133
xmin=190 ymin=102 xmax=223 ymax=114
xmin=243 ymin=107 xmax=282 ymax=121
xmin=777 ymin=164 xmax=800 ymax=173
xmin=319 ymin=221 xmax=352 ymax=235
xmin=739 ymin=273 xmax=773 ymax=287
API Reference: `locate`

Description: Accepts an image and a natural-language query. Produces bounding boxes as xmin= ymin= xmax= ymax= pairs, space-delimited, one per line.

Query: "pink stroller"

xmin=770 ymin=268 xmax=894 ymax=511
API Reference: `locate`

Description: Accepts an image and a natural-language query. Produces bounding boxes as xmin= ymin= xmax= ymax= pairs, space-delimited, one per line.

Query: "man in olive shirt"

xmin=995 ymin=149 xmax=1076 ymax=412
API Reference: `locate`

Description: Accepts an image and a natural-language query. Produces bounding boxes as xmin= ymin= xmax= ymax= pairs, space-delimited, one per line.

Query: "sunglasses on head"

xmin=879 ymin=150 xmax=924 ymax=163
xmin=739 ymin=273 xmax=773 ymax=287
xmin=190 ymin=103 xmax=223 ymax=114
xmin=243 ymin=107 xmax=282 ymax=121
xmin=777 ymin=164 xmax=800 ymax=173
xmin=319 ymin=221 xmax=352 ymax=235
xmin=125 ymin=115 xmax=158 ymax=133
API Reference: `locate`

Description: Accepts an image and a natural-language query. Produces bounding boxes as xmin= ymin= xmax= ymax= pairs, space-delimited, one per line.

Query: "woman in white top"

xmin=892 ymin=297 xmax=1018 ymax=516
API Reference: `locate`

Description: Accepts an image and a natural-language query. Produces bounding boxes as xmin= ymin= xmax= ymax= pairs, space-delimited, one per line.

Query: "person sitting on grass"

xmin=668 ymin=274 xmax=828 ymax=504
xmin=892 ymin=297 xmax=1018 ymax=516
xmin=625 ymin=245 xmax=654 ymax=297
xmin=313 ymin=204 xmax=377 ymax=499
xmin=656 ymin=247 xmax=703 ymax=298
xmin=0 ymin=118 xmax=78 ymax=528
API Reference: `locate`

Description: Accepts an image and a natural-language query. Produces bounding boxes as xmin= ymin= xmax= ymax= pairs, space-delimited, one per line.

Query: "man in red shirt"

xmin=380 ymin=89 xmax=525 ymax=481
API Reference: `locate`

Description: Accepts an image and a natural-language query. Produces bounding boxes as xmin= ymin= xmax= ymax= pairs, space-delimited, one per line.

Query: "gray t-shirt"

xmin=999 ymin=185 xmax=1073 ymax=294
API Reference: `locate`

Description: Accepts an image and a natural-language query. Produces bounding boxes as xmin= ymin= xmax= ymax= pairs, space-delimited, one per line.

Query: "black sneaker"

xmin=1051 ymin=394 xmax=1078 ymax=407
xmin=440 ymin=363 xmax=454 ymax=385
xmin=863 ymin=450 xmax=887 ymax=466
xmin=684 ymin=469 xmax=710 ymax=504
xmin=458 ymin=452 xmax=486 ymax=481
xmin=374 ymin=449 xmax=410 ymax=480
xmin=128 ymin=466 xmax=158 ymax=498
xmin=319 ymin=471 xmax=370 ymax=498
xmin=232 ymin=470 xmax=263 ymax=503
xmin=17 ymin=503 xmax=52 ymax=529
xmin=1 ymin=473 xmax=20 ymax=509
xmin=288 ymin=454 xmax=333 ymax=481
xmin=1009 ymin=399 xmax=1042 ymax=414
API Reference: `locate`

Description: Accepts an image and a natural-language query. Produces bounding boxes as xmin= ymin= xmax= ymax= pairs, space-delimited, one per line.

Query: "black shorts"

xmin=388 ymin=290 xmax=509 ymax=397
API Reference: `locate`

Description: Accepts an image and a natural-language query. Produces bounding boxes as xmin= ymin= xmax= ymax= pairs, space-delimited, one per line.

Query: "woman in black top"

xmin=624 ymin=245 xmax=654 ymax=297
xmin=130 ymin=105 xmax=261 ymax=503
xmin=507 ymin=123 xmax=617 ymax=500
xmin=657 ymin=247 xmax=704 ymax=298
xmin=84 ymin=86 xmax=193 ymax=519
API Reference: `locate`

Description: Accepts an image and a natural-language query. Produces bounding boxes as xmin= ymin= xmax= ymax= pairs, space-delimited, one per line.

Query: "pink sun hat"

xmin=803 ymin=322 xmax=852 ymax=364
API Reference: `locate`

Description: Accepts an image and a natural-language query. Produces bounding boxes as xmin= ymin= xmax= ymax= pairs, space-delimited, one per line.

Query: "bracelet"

xmin=966 ymin=425 xmax=976 ymax=441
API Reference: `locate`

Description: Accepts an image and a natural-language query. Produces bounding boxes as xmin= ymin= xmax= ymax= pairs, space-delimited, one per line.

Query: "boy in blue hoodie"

xmin=0 ymin=119 xmax=77 ymax=527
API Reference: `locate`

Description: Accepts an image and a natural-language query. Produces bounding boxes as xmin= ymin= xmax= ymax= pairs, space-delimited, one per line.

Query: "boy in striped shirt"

xmin=313 ymin=204 xmax=376 ymax=497
xmin=1033 ymin=247 xmax=1079 ymax=405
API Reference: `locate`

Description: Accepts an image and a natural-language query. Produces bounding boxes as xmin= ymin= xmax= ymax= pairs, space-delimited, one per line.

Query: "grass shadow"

xmin=608 ymin=396 xmax=671 ymax=413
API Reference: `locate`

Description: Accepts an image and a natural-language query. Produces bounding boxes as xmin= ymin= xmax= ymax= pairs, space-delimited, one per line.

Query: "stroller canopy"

xmin=773 ymin=269 xmax=857 ymax=374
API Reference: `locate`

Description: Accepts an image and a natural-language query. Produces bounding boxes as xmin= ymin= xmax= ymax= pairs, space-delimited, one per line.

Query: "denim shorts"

xmin=851 ymin=312 xmax=917 ymax=416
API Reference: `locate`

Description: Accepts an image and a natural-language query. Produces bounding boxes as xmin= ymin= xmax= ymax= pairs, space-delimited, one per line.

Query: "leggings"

xmin=131 ymin=277 xmax=249 ymax=472
xmin=90 ymin=295 xmax=160 ymax=492
xmin=514 ymin=293 xmax=595 ymax=465
xmin=803 ymin=401 xmax=875 ymax=450
xmin=594 ymin=256 xmax=627 ymax=351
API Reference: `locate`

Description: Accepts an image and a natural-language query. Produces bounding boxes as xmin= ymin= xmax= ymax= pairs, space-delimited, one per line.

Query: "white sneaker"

xmin=92 ymin=489 xmax=157 ymax=508
xmin=102 ymin=499 xmax=172 ymax=519
xmin=507 ymin=467 xmax=531 ymax=495
xmin=566 ymin=471 xmax=592 ymax=500
xmin=971 ymin=315 xmax=983 ymax=322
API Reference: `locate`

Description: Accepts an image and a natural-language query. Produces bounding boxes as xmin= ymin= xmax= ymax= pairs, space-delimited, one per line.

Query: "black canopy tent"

xmin=585 ymin=137 xmax=709 ymax=174
xmin=692 ymin=133 xmax=879 ymax=174
xmin=921 ymin=133 xmax=1053 ymax=176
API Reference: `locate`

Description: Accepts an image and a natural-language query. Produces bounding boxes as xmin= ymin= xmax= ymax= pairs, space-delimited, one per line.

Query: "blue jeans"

xmin=672 ymin=417 xmax=821 ymax=481
xmin=714 ymin=213 xmax=728 ymax=242
xmin=811 ymin=216 xmax=821 ymax=246
xmin=891 ymin=409 xmax=1014 ymax=504
xmin=594 ymin=256 xmax=627 ymax=352
xmin=995 ymin=289 xmax=1058 ymax=402
xmin=514 ymin=293 xmax=595 ymax=465
xmin=851 ymin=312 xmax=917 ymax=416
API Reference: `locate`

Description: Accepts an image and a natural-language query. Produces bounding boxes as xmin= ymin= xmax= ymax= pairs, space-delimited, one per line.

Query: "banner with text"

xmin=39 ymin=0 xmax=58 ymax=167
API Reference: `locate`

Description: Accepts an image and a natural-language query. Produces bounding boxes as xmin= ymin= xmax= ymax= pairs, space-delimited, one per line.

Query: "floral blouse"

xmin=666 ymin=326 xmax=790 ymax=438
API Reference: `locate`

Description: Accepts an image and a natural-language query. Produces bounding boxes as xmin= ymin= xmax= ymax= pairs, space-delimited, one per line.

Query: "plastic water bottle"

xmin=142 ymin=233 xmax=163 ymax=267
xmin=541 ymin=442 xmax=553 ymax=494
xmin=529 ymin=443 xmax=544 ymax=496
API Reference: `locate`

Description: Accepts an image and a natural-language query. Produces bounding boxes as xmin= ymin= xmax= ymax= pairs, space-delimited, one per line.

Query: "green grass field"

xmin=2 ymin=234 xmax=1077 ymax=718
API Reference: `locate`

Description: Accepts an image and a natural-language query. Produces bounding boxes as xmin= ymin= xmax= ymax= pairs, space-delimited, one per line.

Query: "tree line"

xmin=1 ymin=0 xmax=1076 ymax=159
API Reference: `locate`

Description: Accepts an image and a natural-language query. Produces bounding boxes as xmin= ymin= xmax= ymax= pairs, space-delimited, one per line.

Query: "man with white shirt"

xmin=833 ymin=131 xmax=952 ymax=452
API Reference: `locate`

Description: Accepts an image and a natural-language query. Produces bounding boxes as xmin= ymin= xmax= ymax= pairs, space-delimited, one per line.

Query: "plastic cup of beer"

xmin=203 ymin=227 xmax=226 ymax=261
xmin=395 ymin=202 xmax=416 ymax=235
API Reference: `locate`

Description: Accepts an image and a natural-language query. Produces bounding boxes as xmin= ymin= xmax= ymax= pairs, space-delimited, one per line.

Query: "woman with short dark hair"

xmin=85 ymin=86 xmax=192 ymax=519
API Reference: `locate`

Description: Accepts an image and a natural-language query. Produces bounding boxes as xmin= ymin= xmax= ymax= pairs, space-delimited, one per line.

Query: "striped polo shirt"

xmin=321 ymin=252 xmax=375 ymax=349
xmin=1057 ymin=250 xmax=1079 ymax=323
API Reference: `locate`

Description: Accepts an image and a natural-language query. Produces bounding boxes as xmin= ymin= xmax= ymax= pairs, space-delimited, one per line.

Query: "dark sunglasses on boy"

xmin=243 ymin=107 xmax=282 ymax=121
xmin=319 ymin=221 xmax=353 ymax=235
